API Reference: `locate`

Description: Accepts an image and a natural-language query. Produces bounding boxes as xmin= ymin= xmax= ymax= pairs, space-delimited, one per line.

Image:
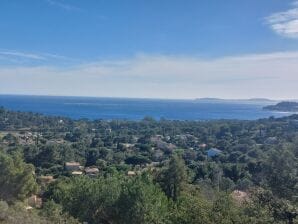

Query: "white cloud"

xmin=0 ymin=51 xmax=46 ymax=60
xmin=0 ymin=50 xmax=79 ymax=65
xmin=45 ymin=0 xmax=82 ymax=12
xmin=0 ymin=52 xmax=298 ymax=99
xmin=266 ymin=1 xmax=298 ymax=38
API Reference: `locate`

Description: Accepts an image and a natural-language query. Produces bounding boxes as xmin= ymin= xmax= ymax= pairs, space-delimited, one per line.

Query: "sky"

xmin=0 ymin=0 xmax=298 ymax=99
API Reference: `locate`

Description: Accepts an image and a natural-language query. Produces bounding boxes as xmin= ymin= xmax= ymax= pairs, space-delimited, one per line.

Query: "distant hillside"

xmin=263 ymin=101 xmax=298 ymax=112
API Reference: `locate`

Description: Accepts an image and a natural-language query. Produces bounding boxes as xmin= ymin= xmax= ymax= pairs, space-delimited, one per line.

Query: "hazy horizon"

xmin=1 ymin=93 xmax=297 ymax=102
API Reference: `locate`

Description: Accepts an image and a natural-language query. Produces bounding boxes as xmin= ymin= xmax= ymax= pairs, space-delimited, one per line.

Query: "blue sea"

xmin=0 ymin=95 xmax=291 ymax=121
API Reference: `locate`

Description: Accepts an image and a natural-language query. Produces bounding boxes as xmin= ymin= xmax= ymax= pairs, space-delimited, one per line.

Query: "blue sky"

xmin=1 ymin=0 xmax=298 ymax=99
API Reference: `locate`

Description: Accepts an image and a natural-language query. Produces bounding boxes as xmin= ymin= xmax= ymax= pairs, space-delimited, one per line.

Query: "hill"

xmin=264 ymin=101 xmax=298 ymax=112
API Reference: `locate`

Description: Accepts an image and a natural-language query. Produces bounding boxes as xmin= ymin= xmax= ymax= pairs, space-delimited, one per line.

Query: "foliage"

xmin=115 ymin=174 xmax=170 ymax=224
xmin=0 ymin=107 xmax=298 ymax=223
xmin=0 ymin=152 xmax=38 ymax=203
xmin=158 ymin=154 xmax=188 ymax=201
xmin=170 ymin=189 xmax=212 ymax=224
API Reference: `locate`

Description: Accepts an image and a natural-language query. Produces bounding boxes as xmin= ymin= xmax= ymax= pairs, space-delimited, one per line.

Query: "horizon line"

xmin=1 ymin=93 xmax=297 ymax=102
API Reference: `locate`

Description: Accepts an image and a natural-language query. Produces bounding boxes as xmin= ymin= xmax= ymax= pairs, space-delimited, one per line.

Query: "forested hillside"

xmin=264 ymin=101 xmax=298 ymax=112
xmin=0 ymin=107 xmax=297 ymax=223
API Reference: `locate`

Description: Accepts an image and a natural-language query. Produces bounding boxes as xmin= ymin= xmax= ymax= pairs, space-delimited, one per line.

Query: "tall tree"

xmin=159 ymin=154 xmax=188 ymax=201
xmin=0 ymin=152 xmax=38 ymax=202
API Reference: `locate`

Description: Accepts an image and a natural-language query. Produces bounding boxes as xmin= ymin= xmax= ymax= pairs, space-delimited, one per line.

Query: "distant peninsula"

xmin=263 ymin=101 xmax=298 ymax=112
xmin=195 ymin=98 xmax=276 ymax=104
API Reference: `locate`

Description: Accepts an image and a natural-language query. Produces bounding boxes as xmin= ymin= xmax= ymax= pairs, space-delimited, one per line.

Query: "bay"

xmin=0 ymin=95 xmax=291 ymax=120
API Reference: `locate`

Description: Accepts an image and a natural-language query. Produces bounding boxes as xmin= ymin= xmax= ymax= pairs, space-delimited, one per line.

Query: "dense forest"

xmin=0 ymin=106 xmax=297 ymax=223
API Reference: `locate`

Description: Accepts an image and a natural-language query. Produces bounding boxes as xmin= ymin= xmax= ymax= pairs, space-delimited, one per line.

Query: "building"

xmin=71 ymin=171 xmax=83 ymax=175
xmin=38 ymin=175 xmax=55 ymax=185
xmin=65 ymin=162 xmax=81 ymax=171
xmin=121 ymin=143 xmax=135 ymax=149
xmin=207 ymin=148 xmax=222 ymax=157
xmin=199 ymin=143 xmax=207 ymax=148
xmin=85 ymin=167 xmax=99 ymax=176
xmin=127 ymin=171 xmax=136 ymax=176
xmin=231 ymin=190 xmax=249 ymax=205
xmin=265 ymin=137 xmax=278 ymax=145
xmin=27 ymin=195 xmax=42 ymax=208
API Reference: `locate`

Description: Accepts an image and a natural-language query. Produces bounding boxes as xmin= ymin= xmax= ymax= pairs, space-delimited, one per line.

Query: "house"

xmin=147 ymin=162 xmax=161 ymax=167
xmin=127 ymin=171 xmax=136 ymax=176
xmin=85 ymin=167 xmax=99 ymax=176
xmin=38 ymin=175 xmax=55 ymax=185
xmin=265 ymin=137 xmax=278 ymax=145
xmin=151 ymin=135 xmax=163 ymax=142
xmin=145 ymin=162 xmax=161 ymax=171
xmin=154 ymin=140 xmax=177 ymax=153
xmin=199 ymin=143 xmax=207 ymax=148
xmin=71 ymin=171 xmax=83 ymax=175
xmin=65 ymin=162 xmax=81 ymax=171
xmin=231 ymin=190 xmax=249 ymax=205
xmin=121 ymin=143 xmax=135 ymax=149
xmin=27 ymin=195 xmax=42 ymax=208
xmin=207 ymin=148 xmax=222 ymax=157
xmin=153 ymin=150 xmax=164 ymax=161
xmin=25 ymin=206 xmax=33 ymax=210
xmin=26 ymin=132 xmax=33 ymax=137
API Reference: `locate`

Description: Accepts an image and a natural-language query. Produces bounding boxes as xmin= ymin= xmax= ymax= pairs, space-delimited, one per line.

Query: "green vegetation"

xmin=0 ymin=152 xmax=38 ymax=203
xmin=0 ymin=106 xmax=297 ymax=223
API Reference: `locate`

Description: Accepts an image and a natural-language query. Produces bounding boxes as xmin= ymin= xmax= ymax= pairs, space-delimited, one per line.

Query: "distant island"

xmin=263 ymin=101 xmax=298 ymax=112
xmin=195 ymin=98 xmax=276 ymax=104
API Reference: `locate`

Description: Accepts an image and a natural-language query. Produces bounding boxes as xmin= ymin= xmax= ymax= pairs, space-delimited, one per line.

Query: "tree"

xmin=0 ymin=200 xmax=9 ymax=220
xmin=40 ymin=200 xmax=80 ymax=224
xmin=0 ymin=152 xmax=38 ymax=202
xmin=125 ymin=155 xmax=150 ymax=165
xmin=210 ymin=193 xmax=243 ymax=224
xmin=46 ymin=174 xmax=171 ymax=224
xmin=116 ymin=175 xmax=170 ymax=224
xmin=34 ymin=145 xmax=61 ymax=168
xmin=47 ymin=176 xmax=122 ymax=224
xmin=246 ymin=189 xmax=298 ymax=224
xmin=159 ymin=154 xmax=188 ymax=201
xmin=171 ymin=189 xmax=212 ymax=224
xmin=262 ymin=149 xmax=298 ymax=200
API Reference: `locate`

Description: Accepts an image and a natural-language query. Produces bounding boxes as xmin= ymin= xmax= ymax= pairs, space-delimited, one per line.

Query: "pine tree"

xmin=160 ymin=154 xmax=188 ymax=201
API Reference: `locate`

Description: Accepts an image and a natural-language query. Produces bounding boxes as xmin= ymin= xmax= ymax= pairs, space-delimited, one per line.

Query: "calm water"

xmin=0 ymin=95 xmax=291 ymax=120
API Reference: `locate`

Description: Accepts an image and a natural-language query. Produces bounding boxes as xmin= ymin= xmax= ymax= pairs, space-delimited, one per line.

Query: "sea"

xmin=0 ymin=95 xmax=292 ymax=121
